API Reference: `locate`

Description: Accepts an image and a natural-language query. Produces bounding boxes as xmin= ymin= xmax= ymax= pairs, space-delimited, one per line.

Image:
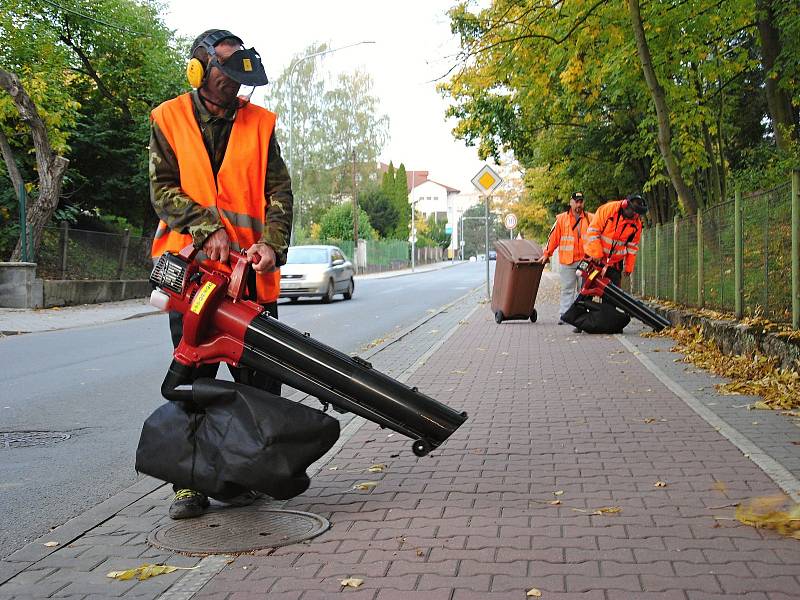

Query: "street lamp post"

xmin=410 ymin=170 xmax=416 ymax=272
xmin=285 ymin=40 xmax=375 ymax=244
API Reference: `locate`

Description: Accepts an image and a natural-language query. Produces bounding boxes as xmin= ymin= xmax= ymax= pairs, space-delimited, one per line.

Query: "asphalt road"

xmin=0 ymin=260 xmax=492 ymax=558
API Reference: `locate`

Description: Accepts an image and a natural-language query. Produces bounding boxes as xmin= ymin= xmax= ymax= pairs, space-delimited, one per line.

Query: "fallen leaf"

xmin=340 ymin=577 xmax=364 ymax=588
xmin=416 ymin=549 xmax=424 ymax=557
xmin=107 ymin=564 xmax=195 ymax=581
xmin=643 ymin=418 xmax=656 ymax=424
xmin=367 ymin=464 xmax=386 ymax=473
xmin=654 ymin=481 xmax=667 ymax=488
xmin=353 ymin=482 xmax=378 ymax=491
xmin=751 ymin=401 xmax=772 ymax=410
xmin=549 ymin=500 xmax=561 ymax=506
xmin=553 ymin=490 xmax=564 ymax=497
xmin=43 ymin=541 xmax=59 ymax=547
xmin=593 ymin=506 xmax=622 ymax=515
xmin=328 ymin=466 xmax=339 ymax=471
xmin=527 ymin=588 xmax=542 ymax=597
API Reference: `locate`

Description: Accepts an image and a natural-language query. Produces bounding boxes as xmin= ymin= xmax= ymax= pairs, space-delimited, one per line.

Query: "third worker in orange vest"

xmin=537 ymin=192 xmax=595 ymax=326
xmin=584 ymin=193 xmax=648 ymax=289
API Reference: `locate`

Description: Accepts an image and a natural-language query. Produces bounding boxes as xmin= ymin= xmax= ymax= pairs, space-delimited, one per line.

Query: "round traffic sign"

xmin=504 ymin=213 xmax=517 ymax=230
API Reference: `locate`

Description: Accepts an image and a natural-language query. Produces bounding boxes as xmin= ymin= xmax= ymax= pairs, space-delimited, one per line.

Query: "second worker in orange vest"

xmin=149 ymin=29 xmax=293 ymax=521
xmin=537 ymin=192 xmax=595 ymax=324
xmin=584 ymin=193 xmax=648 ymax=289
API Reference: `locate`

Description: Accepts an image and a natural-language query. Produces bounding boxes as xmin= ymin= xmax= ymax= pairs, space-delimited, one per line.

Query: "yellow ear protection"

xmin=186 ymin=29 xmax=243 ymax=89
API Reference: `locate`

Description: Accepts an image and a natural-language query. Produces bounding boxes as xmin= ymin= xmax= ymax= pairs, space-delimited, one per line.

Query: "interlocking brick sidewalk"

xmin=196 ymin=278 xmax=800 ymax=600
xmin=2 ymin=273 xmax=799 ymax=599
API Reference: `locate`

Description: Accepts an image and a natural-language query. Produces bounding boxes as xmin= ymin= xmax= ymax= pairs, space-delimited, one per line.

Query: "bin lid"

xmin=494 ymin=239 xmax=543 ymax=263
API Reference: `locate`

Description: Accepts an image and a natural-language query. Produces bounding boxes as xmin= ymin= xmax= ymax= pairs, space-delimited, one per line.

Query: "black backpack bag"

xmin=136 ymin=378 xmax=340 ymax=501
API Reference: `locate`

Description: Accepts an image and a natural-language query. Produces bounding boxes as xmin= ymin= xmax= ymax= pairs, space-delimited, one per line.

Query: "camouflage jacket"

xmin=149 ymin=91 xmax=294 ymax=266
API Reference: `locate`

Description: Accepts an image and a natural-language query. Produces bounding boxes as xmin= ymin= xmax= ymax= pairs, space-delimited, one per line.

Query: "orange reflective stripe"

xmin=150 ymin=93 xmax=280 ymax=303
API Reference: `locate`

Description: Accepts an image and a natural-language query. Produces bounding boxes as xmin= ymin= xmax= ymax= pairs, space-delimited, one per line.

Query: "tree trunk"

xmin=0 ymin=127 xmax=24 ymax=194
xmin=628 ymin=0 xmax=697 ymax=215
xmin=756 ymin=0 xmax=798 ymax=151
xmin=0 ymin=68 xmax=69 ymax=261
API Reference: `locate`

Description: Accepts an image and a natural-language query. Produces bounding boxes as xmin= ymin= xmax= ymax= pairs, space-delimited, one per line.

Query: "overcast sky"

xmin=163 ymin=0 xmax=489 ymax=194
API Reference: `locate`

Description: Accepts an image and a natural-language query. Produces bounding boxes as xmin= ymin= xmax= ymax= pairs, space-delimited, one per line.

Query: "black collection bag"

xmin=561 ymin=297 xmax=631 ymax=334
xmin=136 ymin=378 xmax=340 ymax=501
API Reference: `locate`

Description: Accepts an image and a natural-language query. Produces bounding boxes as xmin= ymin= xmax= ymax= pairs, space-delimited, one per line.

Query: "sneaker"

xmin=169 ymin=489 xmax=209 ymax=520
xmin=214 ymin=490 xmax=263 ymax=507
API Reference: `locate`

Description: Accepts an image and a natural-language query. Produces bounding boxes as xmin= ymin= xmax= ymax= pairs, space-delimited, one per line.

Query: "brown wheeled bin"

xmin=491 ymin=239 xmax=545 ymax=324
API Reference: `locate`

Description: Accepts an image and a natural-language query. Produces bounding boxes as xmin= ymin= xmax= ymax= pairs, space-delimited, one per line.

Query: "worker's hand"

xmin=536 ymin=255 xmax=549 ymax=264
xmin=203 ymin=228 xmax=230 ymax=263
xmin=247 ymin=242 xmax=276 ymax=273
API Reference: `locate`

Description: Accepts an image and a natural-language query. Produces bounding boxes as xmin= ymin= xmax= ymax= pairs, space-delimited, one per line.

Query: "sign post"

xmin=471 ymin=165 xmax=503 ymax=299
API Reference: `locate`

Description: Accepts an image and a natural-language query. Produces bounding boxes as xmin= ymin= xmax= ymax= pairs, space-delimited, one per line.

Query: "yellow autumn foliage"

xmin=735 ymin=495 xmax=800 ymax=540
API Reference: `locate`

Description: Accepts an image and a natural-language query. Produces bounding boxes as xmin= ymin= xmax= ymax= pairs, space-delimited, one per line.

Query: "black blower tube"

xmin=237 ymin=313 xmax=467 ymax=457
xmin=598 ymin=282 xmax=671 ymax=331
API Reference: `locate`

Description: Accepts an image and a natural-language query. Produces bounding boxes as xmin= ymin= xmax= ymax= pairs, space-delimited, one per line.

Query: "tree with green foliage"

xmin=392 ymin=163 xmax=410 ymax=238
xmin=442 ymin=0 xmax=799 ymax=231
xmin=0 ymin=0 xmax=185 ymax=259
xmin=359 ymin=184 xmax=399 ymax=238
xmin=318 ymin=202 xmax=376 ymax=241
xmin=417 ymin=214 xmax=450 ymax=249
xmin=265 ymin=47 xmax=389 ymax=234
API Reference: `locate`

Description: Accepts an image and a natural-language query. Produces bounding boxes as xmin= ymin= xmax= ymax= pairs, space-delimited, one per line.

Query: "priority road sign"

xmin=471 ymin=164 xmax=503 ymax=196
xmin=504 ymin=213 xmax=517 ymax=230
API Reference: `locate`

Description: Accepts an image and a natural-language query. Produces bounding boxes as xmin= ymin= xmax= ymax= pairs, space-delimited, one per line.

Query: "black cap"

xmin=571 ymin=192 xmax=584 ymax=201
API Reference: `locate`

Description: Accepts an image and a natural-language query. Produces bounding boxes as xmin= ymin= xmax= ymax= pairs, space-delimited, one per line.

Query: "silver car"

xmin=279 ymin=245 xmax=355 ymax=303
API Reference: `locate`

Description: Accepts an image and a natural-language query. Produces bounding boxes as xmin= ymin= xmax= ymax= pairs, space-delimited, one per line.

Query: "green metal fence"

xmin=633 ymin=177 xmax=798 ymax=326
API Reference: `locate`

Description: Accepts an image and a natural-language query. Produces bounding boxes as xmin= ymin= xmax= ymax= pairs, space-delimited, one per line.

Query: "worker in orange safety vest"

xmin=537 ymin=192 xmax=595 ymax=326
xmin=149 ymin=29 xmax=293 ymax=521
xmin=584 ymin=193 xmax=648 ymax=289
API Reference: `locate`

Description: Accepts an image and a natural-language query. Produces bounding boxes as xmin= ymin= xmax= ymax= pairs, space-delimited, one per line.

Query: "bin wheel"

xmin=494 ymin=311 xmax=504 ymax=324
xmin=530 ymin=309 xmax=538 ymax=323
xmin=412 ymin=439 xmax=432 ymax=457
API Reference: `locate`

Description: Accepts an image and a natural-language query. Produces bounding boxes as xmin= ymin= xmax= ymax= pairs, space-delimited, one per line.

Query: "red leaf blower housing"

xmin=575 ymin=259 xmax=670 ymax=332
xmin=149 ymin=245 xmax=467 ymax=457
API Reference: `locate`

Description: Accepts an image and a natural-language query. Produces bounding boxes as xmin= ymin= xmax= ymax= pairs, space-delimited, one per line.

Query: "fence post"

xmin=654 ymin=222 xmax=661 ymax=299
xmin=734 ymin=188 xmax=743 ymax=318
xmin=117 ymin=229 xmax=131 ymax=279
xmin=697 ymin=211 xmax=704 ymax=307
xmin=673 ymin=215 xmax=679 ymax=302
xmin=60 ymin=221 xmax=69 ymax=278
xmin=792 ymin=169 xmax=799 ymax=329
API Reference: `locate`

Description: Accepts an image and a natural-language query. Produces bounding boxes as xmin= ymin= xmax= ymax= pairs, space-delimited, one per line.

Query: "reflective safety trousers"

xmin=585 ymin=200 xmax=642 ymax=274
xmin=150 ymin=93 xmax=280 ymax=303
xmin=543 ymin=210 xmax=594 ymax=265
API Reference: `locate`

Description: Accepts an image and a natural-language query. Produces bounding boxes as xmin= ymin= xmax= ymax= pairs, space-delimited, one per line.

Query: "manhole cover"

xmin=1 ymin=431 xmax=71 ymax=449
xmin=148 ymin=508 xmax=330 ymax=554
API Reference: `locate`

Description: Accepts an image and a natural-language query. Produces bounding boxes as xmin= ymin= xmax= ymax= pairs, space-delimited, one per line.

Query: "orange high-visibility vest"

xmin=543 ymin=210 xmax=595 ymax=265
xmin=585 ymin=200 xmax=642 ymax=274
xmin=150 ymin=93 xmax=280 ymax=303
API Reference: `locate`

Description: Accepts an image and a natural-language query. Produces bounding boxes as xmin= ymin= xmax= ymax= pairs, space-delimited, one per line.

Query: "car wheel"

xmin=343 ymin=278 xmax=354 ymax=300
xmin=321 ymin=279 xmax=335 ymax=303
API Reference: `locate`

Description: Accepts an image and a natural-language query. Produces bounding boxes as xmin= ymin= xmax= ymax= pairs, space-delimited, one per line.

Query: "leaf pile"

xmin=654 ymin=326 xmax=800 ymax=410
xmin=734 ymin=495 xmax=800 ymax=540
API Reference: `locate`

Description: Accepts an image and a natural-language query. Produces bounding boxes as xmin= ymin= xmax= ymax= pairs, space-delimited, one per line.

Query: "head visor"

xmin=211 ymin=47 xmax=268 ymax=86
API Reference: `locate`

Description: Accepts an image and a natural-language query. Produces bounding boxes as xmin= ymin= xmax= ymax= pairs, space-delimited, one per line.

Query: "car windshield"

xmin=287 ymin=247 xmax=329 ymax=264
